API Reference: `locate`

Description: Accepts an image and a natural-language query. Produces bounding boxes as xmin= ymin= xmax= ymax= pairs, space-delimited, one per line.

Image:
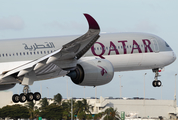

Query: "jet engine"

xmin=0 ymin=84 xmax=16 ymax=90
xmin=67 ymin=58 xmax=114 ymax=86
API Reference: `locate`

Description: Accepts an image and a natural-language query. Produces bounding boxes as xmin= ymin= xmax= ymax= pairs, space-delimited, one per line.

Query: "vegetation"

xmin=0 ymin=93 xmax=120 ymax=120
xmin=0 ymin=104 xmax=29 ymax=120
xmin=25 ymin=101 xmax=39 ymax=119
xmin=53 ymin=93 xmax=62 ymax=105
xmin=38 ymin=97 xmax=49 ymax=110
xmin=94 ymin=107 xmax=120 ymax=120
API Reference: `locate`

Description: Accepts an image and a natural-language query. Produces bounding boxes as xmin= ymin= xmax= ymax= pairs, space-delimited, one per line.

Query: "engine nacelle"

xmin=67 ymin=58 xmax=114 ymax=86
xmin=0 ymin=84 xmax=16 ymax=90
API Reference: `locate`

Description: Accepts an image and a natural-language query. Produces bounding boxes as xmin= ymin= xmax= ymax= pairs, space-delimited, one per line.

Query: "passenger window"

xmin=6 ymin=54 xmax=8 ymax=56
xmin=23 ymin=52 xmax=25 ymax=55
xmin=16 ymin=53 xmax=18 ymax=56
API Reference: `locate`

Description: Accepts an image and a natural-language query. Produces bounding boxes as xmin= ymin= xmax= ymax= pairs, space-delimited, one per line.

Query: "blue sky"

xmin=0 ymin=0 xmax=178 ymax=101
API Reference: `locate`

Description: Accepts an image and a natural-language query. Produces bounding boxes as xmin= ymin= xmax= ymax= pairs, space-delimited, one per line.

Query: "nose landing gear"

xmin=12 ymin=85 xmax=41 ymax=103
xmin=152 ymin=68 xmax=162 ymax=87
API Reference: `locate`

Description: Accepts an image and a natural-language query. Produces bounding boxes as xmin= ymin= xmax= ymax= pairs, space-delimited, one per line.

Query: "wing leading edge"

xmin=1 ymin=14 xmax=100 ymax=85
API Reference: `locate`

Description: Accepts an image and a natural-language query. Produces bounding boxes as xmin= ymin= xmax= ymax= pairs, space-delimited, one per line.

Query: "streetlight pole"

xmin=175 ymin=74 xmax=177 ymax=101
xmin=46 ymin=87 xmax=49 ymax=98
xmin=174 ymin=74 xmax=177 ymax=114
xmin=144 ymin=73 xmax=147 ymax=100
xmin=71 ymin=97 xmax=73 ymax=120
xmin=84 ymin=86 xmax=85 ymax=99
xmin=119 ymin=75 xmax=123 ymax=98
xmin=161 ymin=85 xmax=163 ymax=100
xmin=143 ymin=73 xmax=147 ymax=118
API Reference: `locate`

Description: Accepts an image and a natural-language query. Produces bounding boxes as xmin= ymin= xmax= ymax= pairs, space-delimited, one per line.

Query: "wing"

xmin=1 ymin=14 xmax=100 ymax=85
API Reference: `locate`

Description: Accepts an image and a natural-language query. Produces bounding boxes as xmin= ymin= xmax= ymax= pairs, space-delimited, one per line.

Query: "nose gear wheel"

xmin=152 ymin=68 xmax=162 ymax=87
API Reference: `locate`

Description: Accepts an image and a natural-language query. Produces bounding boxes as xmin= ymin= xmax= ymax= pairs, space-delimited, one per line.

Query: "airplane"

xmin=0 ymin=14 xmax=176 ymax=103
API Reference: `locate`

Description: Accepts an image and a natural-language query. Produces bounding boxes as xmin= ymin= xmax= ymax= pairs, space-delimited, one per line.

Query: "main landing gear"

xmin=12 ymin=85 xmax=41 ymax=103
xmin=152 ymin=68 xmax=162 ymax=87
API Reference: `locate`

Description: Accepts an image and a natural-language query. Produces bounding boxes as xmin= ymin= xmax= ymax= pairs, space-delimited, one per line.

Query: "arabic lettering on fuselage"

xmin=23 ymin=42 xmax=55 ymax=51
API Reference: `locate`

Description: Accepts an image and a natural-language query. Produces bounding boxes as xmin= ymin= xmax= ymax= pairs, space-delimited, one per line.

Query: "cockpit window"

xmin=165 ymin=42 xmax=169 ymax=47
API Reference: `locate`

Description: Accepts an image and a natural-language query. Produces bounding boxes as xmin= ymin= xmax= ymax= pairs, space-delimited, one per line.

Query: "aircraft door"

xmin=152 ymin=38 xmax=159 ymax=53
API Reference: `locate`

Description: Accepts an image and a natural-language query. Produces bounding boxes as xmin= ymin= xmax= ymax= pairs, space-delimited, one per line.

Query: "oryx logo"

xmin=97 ymin=65 xmax=107 ymax=76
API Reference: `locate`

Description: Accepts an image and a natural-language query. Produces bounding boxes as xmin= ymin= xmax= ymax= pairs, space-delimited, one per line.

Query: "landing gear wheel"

xmin=34 ymin=92 xmax=41 ymax=101
xmin=152 ymin=81 xmax=157 ymax=87
xmin=157 ymin=80 xmax=162 ymax=87
xmin=12 ymin=94 xmax=20 ymax=103
xmin=152 ymin=68 xmax=162 ymax=87
xmin=27 ymin=93 xmax=34 ymax=101
xmin=19 ymin=93 xmax=27 ymax=103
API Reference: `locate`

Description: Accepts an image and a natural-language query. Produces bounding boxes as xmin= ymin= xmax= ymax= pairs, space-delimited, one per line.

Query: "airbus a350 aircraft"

xmin=0 ymin=14 xmax=176 ymax=103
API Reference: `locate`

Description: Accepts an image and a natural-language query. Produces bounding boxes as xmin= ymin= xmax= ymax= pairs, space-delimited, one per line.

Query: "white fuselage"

xmin=0 ymin=32 xmax=176 ymax=83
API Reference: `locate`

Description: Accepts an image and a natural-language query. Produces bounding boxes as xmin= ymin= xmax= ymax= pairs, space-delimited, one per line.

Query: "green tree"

xmin=77 ymin=111 xmax=86 ymax=120
xmin=103 ymin=107 xmax=120 ymax=120
xmin=74 ymin=99 xmax=92 ymax=119
xmin=86 ymin=114 xmax=93 ymax=120
xmin=39 ymin=97 xmax=49 ymax=110
xmin=94 ymin=112 xmax=104 ymax=120
xmin=62 ymin=99 xmax=76 ymax=120
xmin=74 ymin=99 xmax=91 ymax=114
xmin=0 ymin=108 xmax=3 ymax=119
xmin=1 ymin=105 xmax=29 ymax=120
xmin=25 ymin=101 xmax=39 ymax=119
xmin=40 ymin=104 xmax=63 ymax=120
xmin=53 ymin=93 xmax=62 ymax=105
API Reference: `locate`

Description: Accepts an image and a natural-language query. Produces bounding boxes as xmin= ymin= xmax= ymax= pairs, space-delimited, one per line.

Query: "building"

xmin=0 ymin=91 xmax=13 ymax=108
xmin=86 ymin=96 xmax=177 ymax=119
xmin=0 ymin=92 xmax=177 ymax=119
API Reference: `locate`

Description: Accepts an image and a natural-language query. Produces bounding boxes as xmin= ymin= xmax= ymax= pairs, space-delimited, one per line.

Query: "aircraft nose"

xmin=172 ymin=51 xmax=176 ymax=62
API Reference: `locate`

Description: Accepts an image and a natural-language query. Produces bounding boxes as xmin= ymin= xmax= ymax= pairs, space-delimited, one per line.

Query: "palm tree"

xmin=82 ymin=99 xmax=92 ymax=114
xmin=94 ymin=112 xmax=104 ymax=120
xmin=53 ymin=93 xmax=62 ymax=105
xmin=25 ymin=101 xmax=38 ymax=119
xmin=62 ymin=99 xmax=76 ymax=119
xmin=103 ymin=107 xmax=120 ymax=120
xmin=74 ymin=99 xmax=93 ymax=119
xmin=38 ymin=97 xmax=49 ymax=110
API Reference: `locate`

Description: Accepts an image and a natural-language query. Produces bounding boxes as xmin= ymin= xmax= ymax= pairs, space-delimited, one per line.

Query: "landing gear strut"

xmin=12 ymin=85 xmax=41 ymax=103
xmin=152 ymin=68 xmax=162 ymax=87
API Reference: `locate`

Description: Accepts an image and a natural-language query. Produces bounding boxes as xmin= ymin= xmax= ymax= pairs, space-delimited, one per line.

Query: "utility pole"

xmin=71 ymin=97 xmax=73 ymax=120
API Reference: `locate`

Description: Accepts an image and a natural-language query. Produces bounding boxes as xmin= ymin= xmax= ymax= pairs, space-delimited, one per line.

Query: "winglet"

xmin=84 ymin=14 xmax=100 ymax=30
